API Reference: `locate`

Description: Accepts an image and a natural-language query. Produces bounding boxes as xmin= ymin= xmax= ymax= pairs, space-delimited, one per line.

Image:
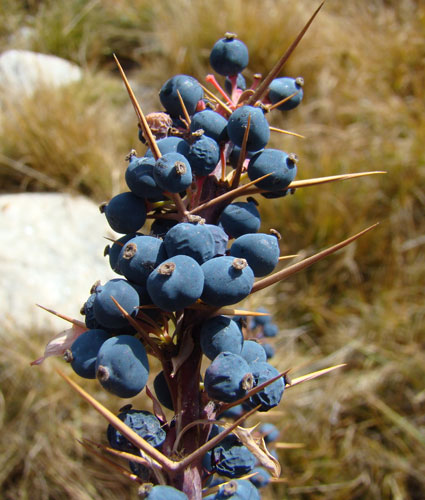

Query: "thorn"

xmin=56 ymin=368 xmax=176 ymax=471
xmin=231 ymin=114 xmax=251 ymax=189
xmin=247 ymin=1 xmax=325 ymax=105
xmin=35 ymin=304 xmax=86 ymax=328
xmin=278 ymin=254 xmax=298 ymax=261
xmin=113 ymin=54 xmax=161 ymax=160
xmin=176 ymin=89 xmax=191 ymax=126
xmin=269 ymin=126 xmax=305 ymax=139
xmin=287 ymin=364 xmax=346 ymax=387
xmin=187 ymin=172 xmax=272 ymax=216
xmin=199 ymin=83 xmax=233 ymax=116
xmin=251 ymin=223 xmax=379 ymax=293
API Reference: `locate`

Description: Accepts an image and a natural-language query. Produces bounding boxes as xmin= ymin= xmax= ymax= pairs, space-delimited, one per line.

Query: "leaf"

xmin=171 ymin=328 xmax=195 ymax=377
xmin=146 ymin=385 xmax=168 ymax=425
xmin=30 ymin=323 xmax=87 ymax=365
xmin=231 ymin=425 xmax=281 ymax=478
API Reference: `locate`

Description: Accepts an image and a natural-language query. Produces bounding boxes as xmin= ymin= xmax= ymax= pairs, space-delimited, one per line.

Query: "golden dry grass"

xmin=0 ymin=0 xmax=424 ymax=498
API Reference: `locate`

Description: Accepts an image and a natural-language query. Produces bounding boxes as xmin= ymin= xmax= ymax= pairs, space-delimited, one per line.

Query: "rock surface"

xmin=0 ymin=49 xmax=82 ymax=97
xmin=0 ymin=193 xmax=118 ymax=334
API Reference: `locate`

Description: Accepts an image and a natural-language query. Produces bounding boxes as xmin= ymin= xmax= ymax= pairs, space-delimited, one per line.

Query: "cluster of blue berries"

xmin=65 ymin=30 xmax=308 ymax=499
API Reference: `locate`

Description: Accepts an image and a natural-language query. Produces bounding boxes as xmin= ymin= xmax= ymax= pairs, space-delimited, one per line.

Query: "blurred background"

xmin=0 ymin=0 xmax=424 ymax=498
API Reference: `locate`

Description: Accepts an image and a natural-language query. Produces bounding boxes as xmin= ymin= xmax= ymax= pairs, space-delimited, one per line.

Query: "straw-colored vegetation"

xmin=0 ymin=0 xmax=424 ymax=498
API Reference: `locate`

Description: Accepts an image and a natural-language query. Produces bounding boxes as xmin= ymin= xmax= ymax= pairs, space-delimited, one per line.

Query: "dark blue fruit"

xmin=204 ymin=223 xmax=229 ymax=256
xmin=263 ymin=322 xmax=279 ymax=337
xmin=95 ymin=335 xmax=149 ymax=398
xmin=251 ymin=307 xmax=271 ymax=327
xmin=190 ymin=109 xmax=228 ymax=143
xmin=215 ymin=479 xmax=260 ymax=499
xmin=125 ymin=156 xmax=164 ymax=200
xmin=240 ymin=340 xmax=267 ymax=364
xmin=268 ymin=76 xmax=304 ymax=111
xmin=147 ymin=254 xmax=204 ymax=311
xmin=218 ymin=200 xmax=261 ymax=239
xmin=93 ymin=278 xmax=140 ymax=329
xmin=230 ymin=233 xmax=280 ymax=277
xmin=145 ymin=136 xmax=190 ymax=158
xmin=249 ymin=467 xmax=271 ymax=488
xmin=150 ymin=218 xmax=178 ymax=238
xmin=139 ymin=484 xmax=189 ymax=499
xmin=105 ymin=233 xmax=137 ymax=275
xmin=153 ymin=370 xmax=174 ymax=411
xmin=204 ymin=352 xmax=253 ymax=403
xmin=66 ymin=328 xmax=110 ymax=379
xmin=210 ymin=34 xmax=249 ymax=76
xmin=118 ymin=235 xmax=167 ymax=286
xmin=200 ymin=315 xmax=244 ymax=360
xmin=201 ymin=256 xmax=254 ymax=307
xmin=259 ymin=422 xmax=280 ymax=444
xmin=187 ymin=135 xmax=220 ymax=176
xmin=227 ymin=105 xmax=270 ymax=152
xmin=247 ymin=149 xmax=298 ymax=192
xmin=219 ymin=403 xmax=244 ymax=420
xmin=245 ymin=361 xmax=284 ymax=412
xmin=107 ymin=408 xmax=165 ymax=451
xmin=164 ymin=222 xmax=215 ymax=264
xmin=153 ymin=152 xmax=192 ymax=193
xmin=159 ymin=74 xmax=203 ymax=118
xmin=262 ymin=342 xmax=275 ymax=359
xmin=210 ymin=434 xmax=256 ymax=478
xmin=102 ymin=192 xmax=147 ymax=234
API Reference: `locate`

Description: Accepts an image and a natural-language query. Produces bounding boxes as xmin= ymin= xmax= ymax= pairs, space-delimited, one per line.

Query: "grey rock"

xmin=0 ymin=50 xmax=82 ymax=97
xmin=0 ymin=193 xmax=119 ymax=334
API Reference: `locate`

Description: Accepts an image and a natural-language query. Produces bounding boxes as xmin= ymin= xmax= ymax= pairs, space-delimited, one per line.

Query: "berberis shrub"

xmin=33 ymin=3 xmax=383 ymax=499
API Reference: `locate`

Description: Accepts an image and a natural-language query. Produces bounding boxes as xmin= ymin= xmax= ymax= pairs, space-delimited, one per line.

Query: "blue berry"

xmin=159 ymin=74 xmax=203 ymax=118
xmin=107 ymin=408 xmax=165 ymax=451
xmin=95 ymin=335 xmax=149 ymax=398
xmin=125 ymin=156 xmax=164 ymax=200
xmin=215 ymin=479 xmax=260 ymax=499
xmin=164 ymin=222 xmax=215 ymax=264
xmin=249 ymin=467 xmax=271 ymax=488
xmin=263 ymin=322 xmax=279 ymax=337
xmin=218 ymin=200 xmax=261 ymax=239
xmin=240 ymin=340 xmax=267 ymax=364
xmin=66 ymin=328 xmax=110 ymax=379
xmin=147 ymin=255 xmax=204 ymax=311
xmin=268 ymin=76 xmax=304 ymax=111
xmin=210 ymin=34 xmax=249 ymax=76
xmin=105 ymin=233 xmax=137 ymax=275
xmin=248 ymin=149 xmax=298 ymax=192
xmin=93 ymin=278 xmax=140 ymax=329
xmin=245 ymin=361 xmax=284 ymax=412
xmin=153 ymin=152 xmax=192 ymax=193
xmin=118 ymin=235 xmax=167 ymax=286
xmin=219 ymin=403 xmax=244 ymax=420
xmin=227 ymin=105 xmax=270 ymax=152
xmin=230 ymin=233 xmax=280 ymax=277
xmin=150 ymin=218 xmax=178 ymax=238
xmin=187 ymin=135 xmax=220 ymax=176
xmin=201 ymin=256 xmax=254 ymax=307
xmin=262 ymin=342 xmax=275 ymax=359
xmin=102 ymin=192 xmax=147 ymax=234
xmin=259 ymin=422 xmax=280 ymax=444
xmin=204 ymin=223 xmax=229 ymax=256
xmin=145 ymin=136 xmax=190 ymax=158
xmin=140 ymin=484 xmax=188 ymax=499
xmin=190 ymin=109 xmax=228 ymax=143
xmin=200 ymin=316 xmax=244 ymax=360
xmin=204 ymin=352 xmax=253 ymax=403
xmin=211 ymin=434 xmax=256 ymax=478
xmin=251 ymin=307 xmax=271 ymax=327
xmin=153 ymin=370 xmax=174 ymax=411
